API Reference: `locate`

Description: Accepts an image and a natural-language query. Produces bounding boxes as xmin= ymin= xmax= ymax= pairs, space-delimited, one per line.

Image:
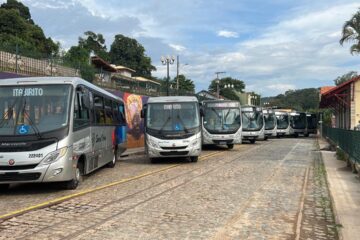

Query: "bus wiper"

xmin=158 ymin=116 xmax=171 ymax=134
xmin=177 ymin=115 xmax=189 ymax=133
xmin=19 ymin=100 xmax=43 ymax=139
xmin=0 ymin=87 xmax=25 ymax=128
xmin=211 ymin=108 xmax=222 ymax=120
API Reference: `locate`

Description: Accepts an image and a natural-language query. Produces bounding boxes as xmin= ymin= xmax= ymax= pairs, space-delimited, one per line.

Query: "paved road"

xmin=0 ymin=137 xmax=339 ymax=239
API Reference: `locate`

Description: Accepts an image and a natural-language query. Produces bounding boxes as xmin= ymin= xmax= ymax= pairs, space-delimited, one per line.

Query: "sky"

xmin=3 ymin=0 xmax=360 ymax=96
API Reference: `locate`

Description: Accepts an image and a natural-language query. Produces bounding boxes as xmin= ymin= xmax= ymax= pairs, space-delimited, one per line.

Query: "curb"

xmin=316 ymin=137 xmax=343 ymax=240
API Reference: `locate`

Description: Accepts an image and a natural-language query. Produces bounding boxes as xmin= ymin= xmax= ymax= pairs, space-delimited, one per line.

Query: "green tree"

xmin=79 ymin=31 xmax=109 ymax=61
xmin=109 ymin=34 xmax=156 ymax=78
xmin=0 ymin=2 xmax=59 ymax=57
xmin=333 ymin=71 xmax=358 ymax=86
xmin=63 ymin=45 xmax=95 ymax=82
xmin=208 ymin=77 xmax=245 ymax=100
xmin=172 ymin=74 xmax=195 ymax=93
xmin=340 ymin=8 xmax=360 ymax=54
xmin=268 ymin=88 xmax=319 ymax=111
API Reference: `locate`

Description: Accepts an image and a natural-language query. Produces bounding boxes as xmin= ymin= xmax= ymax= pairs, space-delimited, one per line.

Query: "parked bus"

xmin=141 ymin=96 xmax=201 ymax=162
xmin=306 ymin=113 xmax=317 ymax=136
xmin=201 ymin=100 xmax=242 ymax=149
xmin=0 ymin=77 xmax=127 ymax=190
xmin=275 ymin=111 xmax=290 ymax=137
xmin=241 ymin=105 xmax=265 ymax=143
xmin=263 ymin=109 xmax=277 ymax=138
xmin=289 ymin=112 xmax=307 ymax=137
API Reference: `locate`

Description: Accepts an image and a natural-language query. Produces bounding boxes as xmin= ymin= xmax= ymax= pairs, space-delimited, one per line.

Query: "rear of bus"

xmin=142 ymin=96 xmax=201 ymax=162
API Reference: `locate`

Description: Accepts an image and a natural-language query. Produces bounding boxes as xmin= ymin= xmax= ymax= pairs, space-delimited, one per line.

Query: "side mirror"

xmin=81 ymin=91 xmax=91 ymax=109
xmin=141 ymin=104 xmax=147 ymax=119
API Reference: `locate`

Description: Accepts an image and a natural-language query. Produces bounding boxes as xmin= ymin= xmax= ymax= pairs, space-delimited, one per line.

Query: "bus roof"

xmin=202 ymin=100 xmax=239 ymax=104
xmin=147 ymin=96 xmax=198 ymax=103
xmin=0 ymin=76 xmax=123 ymax=102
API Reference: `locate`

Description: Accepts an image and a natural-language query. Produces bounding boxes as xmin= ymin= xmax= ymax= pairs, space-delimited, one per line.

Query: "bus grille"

xmin=160 ymin=151 xmax=189 ymax=156
xmin=0 ymin=164 xmax=38 ymax=170
xmin=0 ymin=173 xmax=41 ymax=181
xmin=212 ymin=140 xmax=233 ymax=145
xmin=161 ymin=146 xmax=187 ymax=150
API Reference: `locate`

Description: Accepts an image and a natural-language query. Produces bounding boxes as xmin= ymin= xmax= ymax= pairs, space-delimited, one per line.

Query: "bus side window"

xmin=94 ymin=95 xmax=105 ymax=125
xmin=112 ymin=102 xmax=125 ymax=126
xmin=104 ymin=98 xmax=113 ymax=125
xmin=74 ymin=90 xmax=90 ymax=130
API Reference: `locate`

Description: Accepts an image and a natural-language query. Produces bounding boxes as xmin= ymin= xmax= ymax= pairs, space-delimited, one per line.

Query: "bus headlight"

xmin=148 ymin=138 xmax=159 ymax=148
xmin=41 ymin=147 xmax=68 ymax=165
xmin=192 ymin=139 xmax=199 ymax=146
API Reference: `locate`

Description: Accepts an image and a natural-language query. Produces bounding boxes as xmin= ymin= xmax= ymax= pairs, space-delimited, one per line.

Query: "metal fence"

xmin=323 ymin=126 xmax=360 ymax=163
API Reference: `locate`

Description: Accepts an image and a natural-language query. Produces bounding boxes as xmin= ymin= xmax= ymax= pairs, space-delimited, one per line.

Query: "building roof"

xmin=321 ymin=76 xmax=360 ymax=97
xmin=320 ymin=86 xmax=335 ymax=95
xmin=111 ymin=65 xmax=136 ymax=73
xmin=91 ymin=56 xmax=117 ymax=72
xmin=133 ymin=76 xmax=161 ymax=85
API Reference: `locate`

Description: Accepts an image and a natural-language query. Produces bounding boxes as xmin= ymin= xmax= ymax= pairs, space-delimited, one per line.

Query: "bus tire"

xmin=227 ymin=144 xmax=234 ymax=149
xmin=0 ymin=184 xmax=9 ymax=191
xmin=304 ymin=133 xmax=309 ymax=137
xmin=63 ymin=161 xmax=83 ymax=190
xmin=250 ymin=139 xmax=256 ymax=144
xmin=294 ymin=133 xmax=298 ymax=138
xmin=264 ymin=136 xmax=268 ymax=141
xmin=190 ymin=156 xmax=198 ymax=162
xmin=150 ymin=158 xmax=157 ymax=164
xmin=107 ymin=150 xmax=117 ymax=168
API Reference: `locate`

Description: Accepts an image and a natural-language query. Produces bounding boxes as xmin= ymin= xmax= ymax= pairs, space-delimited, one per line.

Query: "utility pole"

xmin=215 ymin=71 xmax=226 ymax=99
xmin=176 ymin=55 xmax=179 ymax=94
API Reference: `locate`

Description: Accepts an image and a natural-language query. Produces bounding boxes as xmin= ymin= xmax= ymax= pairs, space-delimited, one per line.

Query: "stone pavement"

xmin=319 ymin=138 xmax=360 ymax=240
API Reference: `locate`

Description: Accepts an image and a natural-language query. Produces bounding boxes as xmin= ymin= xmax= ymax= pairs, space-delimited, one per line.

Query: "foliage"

xmin=264 ymin=88 xmax=320 ymax=111
xmin=208 ymin=77 xmax=245 ymax=100
xmin=171 ymin=74 xmax=195 ymax=93
xmin=109 ymin=34 xmax=156 ymax=78
xmin=79 ymin=31 xmax=109 ymax=61
xmin=0 ymin=1 xmax=59 ymax=57
xmin=333 ymin=71 xmax=358 ymax=86
xmin=340 ymin=8 xmax=360 ymax=55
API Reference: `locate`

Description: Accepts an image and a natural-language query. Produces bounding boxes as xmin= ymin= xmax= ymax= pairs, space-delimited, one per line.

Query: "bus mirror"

xmin=200 ymin=108 xmax=205 ymax=117
xmin=82 ymin=93 xmax=91 ymax=109
xmin=140 ymin=109 xmax=145 ymax=118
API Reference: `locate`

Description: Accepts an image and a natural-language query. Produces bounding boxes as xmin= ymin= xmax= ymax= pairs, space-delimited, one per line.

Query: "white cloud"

xmin=217 ymin=30 xmax=239 ymax=38
xmin=169 ymin=44 xmax=186 ymax=52
xmin=267 ymin=84 xmax=296 ymax=91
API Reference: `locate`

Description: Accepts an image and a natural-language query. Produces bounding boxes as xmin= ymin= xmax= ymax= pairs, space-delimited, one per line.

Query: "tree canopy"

xmin=0 ymin=0 xmax=59 ymax=57
xmin=109 ymin=34 xmax=156 ymax=78
xmin=264 ymin=88 xmax=319 ymax=111
xmin=340 ymin=8 xmax=360 ymax=55
xmin=333 ymin=71 xmax=358 ymax=86
xmin=208 ymin=77 xmax=245 ymax=100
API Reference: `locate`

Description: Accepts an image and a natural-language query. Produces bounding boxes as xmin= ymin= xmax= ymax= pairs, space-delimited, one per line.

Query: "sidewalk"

xmin=319 ymin=138 xmax=360 ymax=240
xmin=121 ymin=147 xmax=144 ymax=157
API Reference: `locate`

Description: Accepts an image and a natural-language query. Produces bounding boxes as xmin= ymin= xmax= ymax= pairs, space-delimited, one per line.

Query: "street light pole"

xmin=215 ymin=71 xmax=226 ymax=99
xmin=161 ymin=56 xmax=175 ymax=96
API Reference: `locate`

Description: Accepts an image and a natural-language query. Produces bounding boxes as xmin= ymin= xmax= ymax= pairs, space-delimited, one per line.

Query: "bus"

xmin=141 ymin=96 xmax=201 ymax=162
xmin=0 ymin=77 xmax=127 ymax=190
xmin=201 ymin=100 xmax=242 ymax=149
xmin=289 ymin=112 xmax=307 ymax=137
xmin=275 ymin=111 xmax=290 ymax=137
xmin=263 ymin=109 xmax=277 ymax=138
xmin=241 ymin=105 xmax=265 ymax=143
xmin=306 ymin=113 xmax=317 ymax=136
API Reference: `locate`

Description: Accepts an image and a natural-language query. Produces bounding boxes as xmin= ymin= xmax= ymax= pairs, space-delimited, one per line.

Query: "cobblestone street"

xmin=0 ymin=137 xmax=339 ymax=239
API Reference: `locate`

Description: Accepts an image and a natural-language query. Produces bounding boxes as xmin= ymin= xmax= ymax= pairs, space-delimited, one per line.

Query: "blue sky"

xmin=4 ymin=0 xmax=360 ymax=96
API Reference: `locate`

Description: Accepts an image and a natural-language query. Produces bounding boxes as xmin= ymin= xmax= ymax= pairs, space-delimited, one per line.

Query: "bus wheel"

xmin=150 ymin=158 xmax=157 ymax=164
xmin=294 ymin=133 xmax=298 ymax=138
xmin=264 ymin=136 xmax=268 ymax=141
xmin=107 ymin=151 xmax=117 ymax=168
xmin=304 ymin=133 xmax=309 ymax=137
xmin=276 ymin=135 xmax=281 ymax=138
xmin=190 ymin=156 xmax=198 ymax=162
xmin=63 ymin=162 xmax=83 ymax=190
xmin=227 ymin=144 xmax=234 ymax=149
xmin=250 ymin=139 xmax=256 ymax=144
xmin=0 ymin=184 xmax=9 ymax=191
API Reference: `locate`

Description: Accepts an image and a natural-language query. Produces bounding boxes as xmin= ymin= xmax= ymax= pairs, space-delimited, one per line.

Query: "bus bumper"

xmin=202 ymin=129 xmax=242 ymax=145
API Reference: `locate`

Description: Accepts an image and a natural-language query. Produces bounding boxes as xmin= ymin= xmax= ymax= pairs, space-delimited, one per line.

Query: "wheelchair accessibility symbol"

xmin=18 ymin=125 xmax=29 ymax=135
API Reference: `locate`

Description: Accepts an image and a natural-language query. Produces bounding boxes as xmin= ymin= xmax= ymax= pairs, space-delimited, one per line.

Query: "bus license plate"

xmin=219 ymin=141 xmax=227 ymax=145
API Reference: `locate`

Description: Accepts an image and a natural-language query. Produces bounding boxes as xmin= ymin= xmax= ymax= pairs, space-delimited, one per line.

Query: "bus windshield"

xmin=264 ymin=113 xmax=276 ymax=130
xmin=242 ymin=107 xmax=264 ymax=131
xmin=291 ymin=113 xmax=306 ymax=129
xmin=0 ymin=85 xmax=72 ymax=136
xmin=147 ymin=102 xmax=200 ymax=132
xmin=203 ymin=103 xmax=241 ymax=133
xmin=276 ymin=114 xmax=289 ymax=129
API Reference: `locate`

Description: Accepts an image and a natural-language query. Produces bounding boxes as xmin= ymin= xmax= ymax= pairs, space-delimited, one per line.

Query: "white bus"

xmin=141 ymin=96 xmax=201 ymax=162
xmin=305 ymin=113 xmax=317 ymax=137
xmin=263 ymin=109 xmax=277 ymax=138
xmin=201 ymin=100 xmax=242 ymax=149
xmin=289 ymin=112 xmax=307 ymax=137
xmin=241 ymin=105 xmax=265 ymax=143
xmin=0 ymin=77 xmax=127 ymax=190
xmin=275 ymin=111 xmax=290 ymax=137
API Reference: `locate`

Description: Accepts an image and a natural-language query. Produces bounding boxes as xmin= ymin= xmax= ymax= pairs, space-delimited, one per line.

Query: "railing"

xmin=323 ymin=126 xmax=360 ymax=163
